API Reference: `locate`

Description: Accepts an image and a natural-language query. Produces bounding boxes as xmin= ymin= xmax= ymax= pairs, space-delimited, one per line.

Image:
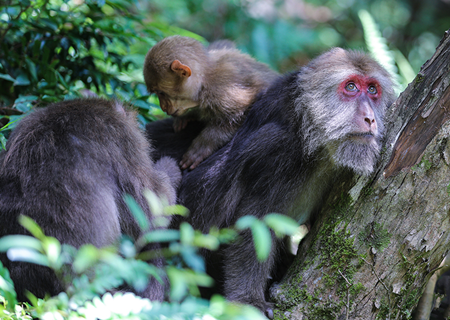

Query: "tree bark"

xmin=270 ymin=29 xmax=450 ymax=320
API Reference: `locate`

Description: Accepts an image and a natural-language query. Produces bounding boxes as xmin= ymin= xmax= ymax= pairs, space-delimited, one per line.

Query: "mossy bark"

xmin=270 ymin=29 xmax=450 ymax=320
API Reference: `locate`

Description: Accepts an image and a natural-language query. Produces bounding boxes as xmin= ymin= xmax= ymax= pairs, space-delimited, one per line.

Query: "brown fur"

xmin=143 ymin=36 xmax=279 ymax=169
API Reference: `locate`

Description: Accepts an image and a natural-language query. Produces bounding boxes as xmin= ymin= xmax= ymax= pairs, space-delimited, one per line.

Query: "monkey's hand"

xmin=180 ymin=143 xmax=213 ymax=170
xmin=173 ymin=117 xmax=192 ymax=132
xmin=180 ymin=123 xmax=236 ymax=170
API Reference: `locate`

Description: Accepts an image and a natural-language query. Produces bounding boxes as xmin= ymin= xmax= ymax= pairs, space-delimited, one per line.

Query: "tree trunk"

xmin=270 ymin=29 xmax=450 ymax=320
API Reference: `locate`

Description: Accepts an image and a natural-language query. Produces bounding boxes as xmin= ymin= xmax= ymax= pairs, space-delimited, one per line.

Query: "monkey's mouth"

xmin=347 ymin=132 xmax=375 ymax=141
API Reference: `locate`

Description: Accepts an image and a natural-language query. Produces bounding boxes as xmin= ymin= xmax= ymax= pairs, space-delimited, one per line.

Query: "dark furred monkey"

xmin=147 ymin=48 xmax=396 ymax=316
xmin=143 ymin=35 xmax=279 ymax=170
xmin=0 ymin=98 xmax=181 ymax=302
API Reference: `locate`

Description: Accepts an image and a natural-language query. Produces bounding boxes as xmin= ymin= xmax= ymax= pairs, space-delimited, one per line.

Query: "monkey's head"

xmin=143 ymin=36 xmax=208 ymax=116
xmin=296 ymin=47 xmax=396 ymax=175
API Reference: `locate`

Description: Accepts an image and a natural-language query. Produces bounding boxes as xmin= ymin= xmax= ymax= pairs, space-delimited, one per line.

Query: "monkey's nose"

xmin=364 ymin=116 xmax=375 ymax=127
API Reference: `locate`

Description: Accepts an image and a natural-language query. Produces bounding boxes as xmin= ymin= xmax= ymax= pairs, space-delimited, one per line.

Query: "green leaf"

xmin=123 ymin=194 xmax=149 ymax=231
xmin=14 ymin=95 xmax=38 ymax=103
xmin=167 ymin=267 xmax=188 ymax=301
xmin=235 ymin=216 xmax=272 ymax=261
xmin=0 ymin=74 xmax=15 ymax=82
xmin=394 ymin=49 xmax=416 ymax=85
xmin=250 ymin=220 xmax=272 ymax=262
xmin=13 ymin=95 xmax=37 ymax=112
xmin=264 ymin=213 xmax=299 ymax=238
xmin=131 ymin=99 xmax=151 ymax=110
xmin=13 ymin=74 xmax=30 ymax=86
xmin=180 ymin=222 xmax=195 ymax=245
xmin=25 ymin=58 xmax=38 ymax=82
xmin=143 ymin=189 xmax=164 ymax=216
xmin=235 ymin=215 xmax=258 ymax=230
xmin=163 ymin=204 xmax=189 ymax=217
xmin=358 ymin=10 xmax=402 ymax=93
xmin=7 ymin=248 xmax=49 ymax=267
xmin=2 ymin=115 xmax=25 ymax=131
xmin=193 ymin=233 xmax=220 ymax=251
xmin=180 ymin=246 xmax=205 ymax=272
xmin=18 ymin=215 xmax=46 ymax=240
xmin=141 ymin=229 xmax=180 ymax=243
xmin=73 ymin=244 xmax=100 ymax=273
xmin=0 ymin=235 xmax=43 ymax=252
xmin=0 ymin=261 xmax=18 ymax=310
xmin=42 ymin=237 xmax=62 ymax=267
xmin=0 ymin=133 xmax=5 ymax=150
xmin=167 ymin=267 xmax=213 ymax=301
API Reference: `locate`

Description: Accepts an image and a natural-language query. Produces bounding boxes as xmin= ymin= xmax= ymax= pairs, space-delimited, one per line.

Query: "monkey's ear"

xmin=171 ymin=60 xmax=192 ymax=78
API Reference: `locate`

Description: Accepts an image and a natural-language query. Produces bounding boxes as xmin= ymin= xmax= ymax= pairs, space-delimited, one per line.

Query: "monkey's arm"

xmin=173 ymin=108 xmax=201 ymax=132
xmin=180 ymin=121 xmax=239 ymax=170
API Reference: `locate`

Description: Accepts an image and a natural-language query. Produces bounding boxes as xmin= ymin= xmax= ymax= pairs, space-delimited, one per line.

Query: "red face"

xmin=338 ymin=74 xmax=382 ymax=137
xmin=339 ymin=74 xmax=382 ymax=101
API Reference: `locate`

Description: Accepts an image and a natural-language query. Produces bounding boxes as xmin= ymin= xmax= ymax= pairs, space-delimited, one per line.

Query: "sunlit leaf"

xmin=141 ymin=229 xmax=180 ymax=243
xmin=7 ymin=248 xmax=49 ymax=267
xmin=0 ymin=235 xmax=42 ymax=252
xmin=235 ymin=216 xmax=272 ymax=261
xmin=167 ymin=267 xmax=188 ymax=301
xmin=18 ymin=215 xmax=45 ymax=240
xmin=264 ymin=213 xmax=299 ymax=237
xmin=123 ymin=194 xmax=150 ymax=231
xmin=73 ymin=244 xmax=100 ymax=273
xmin=0 ymin=260 xmax=18 ymax=310
xmin=163 ymin=204 xmax=189 ymax=217
xmin=180 ymin=222 xmax=195 ymax=245
xmin=193 ymin=233 xmax=220 ymax=251
xmin=250 ymin=220 xmax=272 ymax=262
xmin=143 ymin=189 xmax=164 ymax=217
xmin=180 ymin=246 xmax=205 ymax=272
xmin=358 ymin=10 xmax=402 ymax=93
xmin=235 ymin=215 xmax=257 ymax=230
xmin=42 ymin=237 xmax=62 ymax=267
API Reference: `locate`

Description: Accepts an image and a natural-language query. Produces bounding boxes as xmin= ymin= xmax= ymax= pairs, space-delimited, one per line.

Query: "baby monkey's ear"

xmin=171 ymin=60 xmax=192 ymax=77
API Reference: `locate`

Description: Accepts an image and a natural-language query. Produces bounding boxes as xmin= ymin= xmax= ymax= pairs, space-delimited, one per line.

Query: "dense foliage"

xmin=145 ymin=0 xmax=450 ymax=73
xmin=0 ymin=0 xmax=202 ymax=146
xmin=0 ymin=192 xmax=298 ymax=319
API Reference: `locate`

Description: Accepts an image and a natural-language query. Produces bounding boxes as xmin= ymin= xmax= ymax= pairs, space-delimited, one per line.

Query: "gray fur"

xmin=0 ymin=98 xmax=180 ymax=301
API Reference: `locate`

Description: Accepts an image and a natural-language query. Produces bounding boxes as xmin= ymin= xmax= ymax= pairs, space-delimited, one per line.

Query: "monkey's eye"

xmin=368 ymin=85 xmax=377 ymax=95
xmin=345 ymin=82 xmax=357 ymax=91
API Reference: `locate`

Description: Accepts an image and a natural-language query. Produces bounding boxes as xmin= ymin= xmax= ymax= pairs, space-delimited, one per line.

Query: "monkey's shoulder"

xmin=20 ymin=99 xmax=133 ymax=135
xmin=209 ymin=49 xmax=278 ymax=82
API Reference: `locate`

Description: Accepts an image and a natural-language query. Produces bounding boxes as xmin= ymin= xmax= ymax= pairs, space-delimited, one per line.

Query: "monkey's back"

xmin=200 ymin=48 xmax=280 ymax=121
xmin=177 ymin=71 xmax=308 ymax=230
xmin=0 ymin=99 xmax=144 ymax=246
xmin=0 ymin=98 xmax=180 ymax=301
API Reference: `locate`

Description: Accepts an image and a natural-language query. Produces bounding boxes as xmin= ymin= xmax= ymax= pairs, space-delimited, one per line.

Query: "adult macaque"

xmin=0 ymin=98 xmax=181 ymax=302
xmin=143 ymin=35 xmax=279 ymax=169
xmin=147 ymin=48 xmax=396 ymax=317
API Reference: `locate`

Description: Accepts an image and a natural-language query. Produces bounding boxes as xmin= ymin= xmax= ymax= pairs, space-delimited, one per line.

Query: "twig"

xmin=338 ymin=269 xmax=351 ymax=320
xmin=362 ymin=258 xmax=391 ymax=320
xmin=0 ymin=2 xmax=32 ymax=44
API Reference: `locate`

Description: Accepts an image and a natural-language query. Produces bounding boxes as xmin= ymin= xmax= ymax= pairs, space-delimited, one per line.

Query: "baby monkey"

xmin=143 ymin=36 xmax=279 ymax=169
